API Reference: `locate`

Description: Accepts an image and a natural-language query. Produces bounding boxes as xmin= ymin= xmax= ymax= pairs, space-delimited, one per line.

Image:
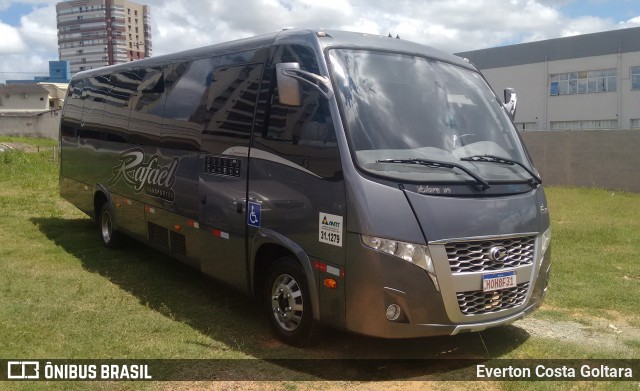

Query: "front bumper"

xmin=342 ymin=233 xmax=551 ymax=338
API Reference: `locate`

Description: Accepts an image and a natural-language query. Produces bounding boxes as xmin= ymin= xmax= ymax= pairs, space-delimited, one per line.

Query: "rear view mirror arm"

xmin=280 ymin=68 xmax=334 ymax=100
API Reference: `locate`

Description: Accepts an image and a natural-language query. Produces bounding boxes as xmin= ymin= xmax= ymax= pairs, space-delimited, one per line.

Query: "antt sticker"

xmin=319 ymin=212 xmax=343 ymax=247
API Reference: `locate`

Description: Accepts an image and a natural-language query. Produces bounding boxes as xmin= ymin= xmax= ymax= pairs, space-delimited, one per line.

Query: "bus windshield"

xmin=328 ymin=49 xmax=534 ymax=185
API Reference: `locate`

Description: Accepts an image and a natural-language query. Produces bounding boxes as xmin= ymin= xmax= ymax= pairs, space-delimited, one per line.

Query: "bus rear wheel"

xmin=99 ymin=202 xmax=123 ymax=248
xmin=265 ymin=257 xmax=318 ymax=345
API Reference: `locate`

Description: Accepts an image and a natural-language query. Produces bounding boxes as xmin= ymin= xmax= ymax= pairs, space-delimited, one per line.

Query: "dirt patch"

xmin=0 ymin=142 xmax=45 ymax=153
xmin=514 ymin=315 xmax=640 ymax=353
xmin=161 ymin=380 xmax=498 ymax=391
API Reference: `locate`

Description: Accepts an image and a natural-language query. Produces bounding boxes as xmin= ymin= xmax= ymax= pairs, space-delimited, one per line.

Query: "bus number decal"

xmin=319 ymin=213 xmax=343 ymax=247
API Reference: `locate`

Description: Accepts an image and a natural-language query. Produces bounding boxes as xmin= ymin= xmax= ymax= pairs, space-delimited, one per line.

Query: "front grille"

xmin=457 ymin=282 xmax=529 ymax=315
xmin=445 ymin=236 xmax=535 ymax=273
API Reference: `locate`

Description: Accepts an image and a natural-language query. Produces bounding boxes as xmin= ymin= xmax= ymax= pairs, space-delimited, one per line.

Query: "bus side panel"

xmin=249 ymin=43 xmax=347 ymax=327
xmin=111 ymin=193 xmax=146 ymax=238
xmin=60 ymin=176 xmax=94 ymax=216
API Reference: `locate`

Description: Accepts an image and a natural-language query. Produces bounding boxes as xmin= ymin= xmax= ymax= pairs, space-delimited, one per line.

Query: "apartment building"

xmin=56 ymin=0 xmax=152 ymax=74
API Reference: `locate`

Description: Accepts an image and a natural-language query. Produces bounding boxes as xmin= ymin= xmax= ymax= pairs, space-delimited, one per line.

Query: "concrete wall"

xmin=0 ymin=111 xmax=60 ymax=139
xmin=521 ymin=130 xmax=640 ymax=192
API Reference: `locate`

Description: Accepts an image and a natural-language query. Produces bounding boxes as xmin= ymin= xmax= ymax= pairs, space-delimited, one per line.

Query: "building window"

xmin=632 ymin=66 xmax=640 ymax=90
xmin=631 ymin=119 xmax=640 ymax=129
xmin=515 ymin=122 xmax=538 ymax=131
xmin=550 ymin=119 xmax=617 ymax=130
xmin=550 ymin=69 xmax=617 ymax=96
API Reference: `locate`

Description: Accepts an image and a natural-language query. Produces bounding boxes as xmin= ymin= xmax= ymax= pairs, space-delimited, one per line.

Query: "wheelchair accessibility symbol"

xmin=247 ymin=201 xmax=261 ymax=227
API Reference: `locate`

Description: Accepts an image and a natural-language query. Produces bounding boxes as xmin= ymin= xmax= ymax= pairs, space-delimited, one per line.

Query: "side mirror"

xmin=503 ymin=88 xmax=517 ymax=121
xmin=276 ymin=62 xmax=302 ymax=106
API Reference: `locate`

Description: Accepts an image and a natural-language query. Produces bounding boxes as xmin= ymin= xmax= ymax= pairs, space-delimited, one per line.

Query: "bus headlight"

xmin=361 ymin=235 xmax=439 ymax=291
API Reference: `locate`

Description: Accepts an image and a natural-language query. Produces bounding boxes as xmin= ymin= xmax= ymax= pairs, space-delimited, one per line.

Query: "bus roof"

xmin=72 ymin=28 xmax=473 ymax=81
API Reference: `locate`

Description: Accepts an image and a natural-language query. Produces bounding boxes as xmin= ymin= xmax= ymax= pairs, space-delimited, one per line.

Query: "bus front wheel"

xmin=265 ymin=257 xmax=318 ymax=345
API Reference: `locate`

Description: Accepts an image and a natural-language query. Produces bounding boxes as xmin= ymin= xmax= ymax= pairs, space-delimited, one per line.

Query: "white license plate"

xmin=483 ymin=271 xmax=516 ymax=292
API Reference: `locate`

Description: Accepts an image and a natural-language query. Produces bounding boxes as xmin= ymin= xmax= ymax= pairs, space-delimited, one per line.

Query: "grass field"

xmin=0 ymin=137 xmax=638 ymax=390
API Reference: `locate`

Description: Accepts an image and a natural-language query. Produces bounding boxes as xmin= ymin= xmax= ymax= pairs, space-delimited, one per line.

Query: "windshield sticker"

xmin=109 ymin=148 xmax=180 ymax=202
xmin=319 ymin=213 xmax=343 ymax=247
xmin=418 ymin=185 xmax=452 ymax=195
xmin=447 ymin=94 xmax=474 ymax=105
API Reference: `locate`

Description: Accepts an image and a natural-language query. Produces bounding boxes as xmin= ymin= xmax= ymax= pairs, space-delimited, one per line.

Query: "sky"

xmin=0 ymin=0 xmax=639 ymax=82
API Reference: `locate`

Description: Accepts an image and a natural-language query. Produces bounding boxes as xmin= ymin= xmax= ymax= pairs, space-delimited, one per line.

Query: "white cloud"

xmin=1 ymin=0 xmax=639 ymax=83
xmin=0 ymin=21 xmax=27 ymax=54
xmin=19 ymin=4 xmax=57 ymax=51
xmin=0 ymin=4 xmax=57 ymax=82
xmin=619 ymin=15 xmax=640 ymax=27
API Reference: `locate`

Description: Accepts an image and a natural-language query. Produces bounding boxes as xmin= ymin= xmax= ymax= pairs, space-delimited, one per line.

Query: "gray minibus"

xmin=59 ymin=28 xmax=551 ymax=345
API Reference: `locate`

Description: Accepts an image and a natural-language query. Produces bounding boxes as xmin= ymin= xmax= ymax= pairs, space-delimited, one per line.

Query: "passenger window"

xmin=60 ymin=79 xmax=85 ymax=139
xmin=79 ymin=75 xmax=109 ymax=140
xmin=254 ymin=45 xmax=341 ymax=179
xmin=102 ymin=72 xmax=138 ymax=143
xmin=128 ymin=67 xmax=166 ymax=147
xmin=200 ymin=63 xmax=263 ymax=155
xmin=161 ymin=57 xmax=220 ymax=151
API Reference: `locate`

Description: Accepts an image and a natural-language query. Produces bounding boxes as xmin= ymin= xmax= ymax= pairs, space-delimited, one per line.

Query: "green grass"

xmin=545 ymin=186 xmax=640 ymax=317
xmin=0 ymin=138 xmax=638 ymax=390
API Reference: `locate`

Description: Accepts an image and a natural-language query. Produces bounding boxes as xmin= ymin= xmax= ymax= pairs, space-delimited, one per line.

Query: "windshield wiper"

xmin=460 ymin=154 xmax=542 ymax=187
xmin=376 ymin=158 xmax=490 ymax=190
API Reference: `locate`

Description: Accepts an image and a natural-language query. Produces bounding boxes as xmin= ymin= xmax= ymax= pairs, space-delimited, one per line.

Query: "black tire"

xmin=99 ymin=201 xmax=123 ymax=249
xmin=265 ymin=257 xmax=320 ymax=345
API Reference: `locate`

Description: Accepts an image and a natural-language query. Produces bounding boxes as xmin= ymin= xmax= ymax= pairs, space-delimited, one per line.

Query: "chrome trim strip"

xmin=449 ymin=310 xmax=527 ymax=335
xmin=429 ymin=232 xmax=539 ymax=244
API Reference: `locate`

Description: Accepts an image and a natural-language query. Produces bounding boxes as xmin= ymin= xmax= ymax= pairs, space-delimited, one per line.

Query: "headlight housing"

xmin=361 ymin=235 xmax=439 ymax=291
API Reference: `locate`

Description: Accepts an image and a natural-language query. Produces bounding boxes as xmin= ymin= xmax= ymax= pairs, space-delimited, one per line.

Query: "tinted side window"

xmin=79 ymin=75 xmax=110 ymax=140
xmin=161 ymin=57 xmax=220 ymax=151
xmin=254 ymin=45 xmax=340 ymax=179
xmin=102 ymin=72 xmax=138 ymax=143
xmin=200 ymin=63 xmax=263 ymax=154
xmin=128 ymin=67 xmax=165 ymax=147
xmin=61 ymin=79 xmax=85 ymax=139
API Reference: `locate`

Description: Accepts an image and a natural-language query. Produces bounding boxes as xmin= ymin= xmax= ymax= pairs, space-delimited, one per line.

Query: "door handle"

xmin=236 ymin=202 xmax=243 ymax=214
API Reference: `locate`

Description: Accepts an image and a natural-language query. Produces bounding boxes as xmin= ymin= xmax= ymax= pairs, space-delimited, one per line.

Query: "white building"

xmin=456 ymin=27 xmax=640 ymax=131
xmin=0 ymin=84 xmax=50 ymax=113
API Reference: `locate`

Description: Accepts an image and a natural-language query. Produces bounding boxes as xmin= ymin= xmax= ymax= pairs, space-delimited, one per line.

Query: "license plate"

xmin=483 ymin=271 xmax=516 ymax=292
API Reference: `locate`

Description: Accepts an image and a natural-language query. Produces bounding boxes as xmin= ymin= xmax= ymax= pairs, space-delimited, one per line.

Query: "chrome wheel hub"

xmin=101 ymin=210 xmax=112 ymax=243
xmin=271 ymin=274 xmax=303 ymax=331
